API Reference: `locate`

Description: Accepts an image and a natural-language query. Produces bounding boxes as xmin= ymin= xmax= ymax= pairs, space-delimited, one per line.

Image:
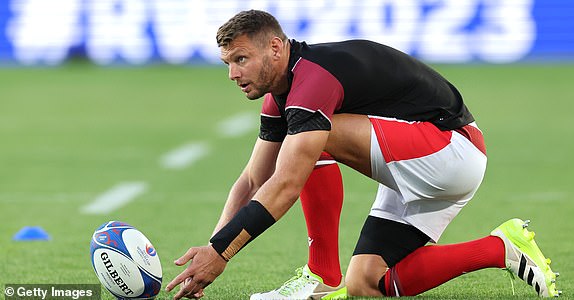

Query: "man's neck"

xmin=272 ymin=40 xmax=291 ymax=95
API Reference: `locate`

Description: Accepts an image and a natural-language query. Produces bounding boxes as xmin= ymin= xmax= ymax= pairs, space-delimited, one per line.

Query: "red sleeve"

xmin=286 ymin=58 xmax=344 ymax=122
xmin=261 ymin=93 xmax=281 ymax=118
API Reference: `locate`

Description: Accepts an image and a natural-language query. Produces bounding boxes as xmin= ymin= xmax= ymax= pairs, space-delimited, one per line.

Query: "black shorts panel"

xmin=352 ymin=216 xmax=430 ymax=267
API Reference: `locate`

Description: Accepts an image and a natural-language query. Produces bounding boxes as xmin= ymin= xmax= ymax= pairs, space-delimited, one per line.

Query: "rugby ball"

xmin=90 ymin=221 xmax=162 ymax=299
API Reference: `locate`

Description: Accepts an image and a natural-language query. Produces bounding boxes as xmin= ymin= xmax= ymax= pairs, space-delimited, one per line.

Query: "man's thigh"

xmin=326 ymin=114 xmax=373 ymax=178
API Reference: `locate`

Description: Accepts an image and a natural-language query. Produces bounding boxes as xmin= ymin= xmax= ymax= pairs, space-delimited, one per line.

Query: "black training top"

xmin=260 ymin=39 xmax=474 ymax=142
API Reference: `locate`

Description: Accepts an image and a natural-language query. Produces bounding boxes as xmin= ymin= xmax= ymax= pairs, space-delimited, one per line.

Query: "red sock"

xmin=382 ymin=236 xmax=506 ymax=296
xmin=300 ymin=154 xmax=344 ymax=286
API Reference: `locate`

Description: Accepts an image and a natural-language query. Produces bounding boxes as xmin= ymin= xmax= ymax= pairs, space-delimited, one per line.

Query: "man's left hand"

xmin=165 ymin=245 xmax=227 ymax=299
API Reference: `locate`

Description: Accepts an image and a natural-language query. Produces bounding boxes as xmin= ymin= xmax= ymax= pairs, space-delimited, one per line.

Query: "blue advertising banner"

xmin=0 ymin=0 xmax=572 ymax=65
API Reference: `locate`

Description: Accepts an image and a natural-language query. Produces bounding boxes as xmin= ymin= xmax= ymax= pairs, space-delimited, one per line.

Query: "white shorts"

xmin=368 ymin=116 xmax=487 ymax=242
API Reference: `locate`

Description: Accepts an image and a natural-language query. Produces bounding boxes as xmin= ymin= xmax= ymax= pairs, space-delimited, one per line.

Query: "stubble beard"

xmin=246 ymin=55 xmax=274 ymax=100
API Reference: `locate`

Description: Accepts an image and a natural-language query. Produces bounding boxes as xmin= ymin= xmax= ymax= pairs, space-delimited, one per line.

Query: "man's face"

xmin=220 ymin=34 xmax=275 ymax=100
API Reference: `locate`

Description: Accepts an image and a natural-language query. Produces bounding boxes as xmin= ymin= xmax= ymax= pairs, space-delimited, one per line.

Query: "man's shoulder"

xmin=294 ymin=38 xmax=404 ymax=70
xmin=300 ymin=38 xmax=382 ymax=48
xmin=298 ymin=39 xmax=378 ymax=56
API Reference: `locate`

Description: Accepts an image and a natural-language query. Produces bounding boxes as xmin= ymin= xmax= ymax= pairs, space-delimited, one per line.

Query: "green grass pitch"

xmin=0 ymin=63 xmax=572 ymax=299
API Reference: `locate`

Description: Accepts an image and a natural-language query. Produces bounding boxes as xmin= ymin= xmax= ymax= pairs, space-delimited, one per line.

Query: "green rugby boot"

xmin=491 ymin=218 xmax=561 ymax=297
xmin=250 ymin=265 xmax=347 ymax=300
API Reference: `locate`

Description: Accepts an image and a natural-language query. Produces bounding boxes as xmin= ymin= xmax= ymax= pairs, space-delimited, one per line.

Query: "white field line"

xmin=217 ymin=111 xmax=258 ymax=137
xmin=79 ymin=113 xmax=254 ymax=214
xmin=81 ymin=182 xmax=147 ymax=214
xmin=160 ymin=142 xmax=210 ymax=169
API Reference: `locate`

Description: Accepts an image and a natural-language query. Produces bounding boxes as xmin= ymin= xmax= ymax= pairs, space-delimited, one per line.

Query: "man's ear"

xmin=270 ymin=37 xmax=284 ymax=59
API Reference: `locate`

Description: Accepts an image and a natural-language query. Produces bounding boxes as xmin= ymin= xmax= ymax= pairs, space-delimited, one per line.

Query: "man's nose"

xmin=228 ymin=64 xmax=240 ymax=81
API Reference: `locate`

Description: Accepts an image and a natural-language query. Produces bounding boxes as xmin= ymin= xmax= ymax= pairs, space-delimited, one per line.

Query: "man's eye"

xmin=238 ymin=56 xmax=246 ymax=63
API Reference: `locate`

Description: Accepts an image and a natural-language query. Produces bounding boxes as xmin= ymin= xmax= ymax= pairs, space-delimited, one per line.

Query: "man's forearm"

xmin=211 ymin=172 xmax=259 ymax=237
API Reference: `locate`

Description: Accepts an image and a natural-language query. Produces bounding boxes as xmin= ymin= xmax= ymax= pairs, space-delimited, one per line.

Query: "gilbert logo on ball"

xmin=90 ymin=221 xmax=162 ymax=299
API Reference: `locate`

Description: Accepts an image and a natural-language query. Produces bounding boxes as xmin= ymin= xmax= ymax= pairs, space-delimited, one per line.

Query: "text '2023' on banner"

xmin=0 ymin=0 xmax=572 ymax=65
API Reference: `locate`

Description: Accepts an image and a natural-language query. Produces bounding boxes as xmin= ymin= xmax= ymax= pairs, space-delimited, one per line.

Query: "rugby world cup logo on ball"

xmin=146 ymin=244 xmax=157 ymax=256
xmin=90 ymin=221 xmax=162 ymax=299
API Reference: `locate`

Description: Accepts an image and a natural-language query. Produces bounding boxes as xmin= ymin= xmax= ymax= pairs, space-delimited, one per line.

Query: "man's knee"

xmin=346 ymin=273 xmax=383 ymax=297
xmin=345 ymin=254 xmax=387 ymax=297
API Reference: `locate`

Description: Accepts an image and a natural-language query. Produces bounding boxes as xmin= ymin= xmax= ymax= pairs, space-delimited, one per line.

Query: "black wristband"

xmin=210 ymin=200 xmax=276 ymax=261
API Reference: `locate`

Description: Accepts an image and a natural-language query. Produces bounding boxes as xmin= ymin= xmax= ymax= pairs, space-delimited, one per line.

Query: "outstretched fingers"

xmin=166 ymin=245 xmax=227 ymax=299
xmin=175 ymin=278 xmax=211 ymax=300
xmin=175 ymin=247 xmax=199 ymax=266
xmin=165 ymin=247 xmax=199 ymax=292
